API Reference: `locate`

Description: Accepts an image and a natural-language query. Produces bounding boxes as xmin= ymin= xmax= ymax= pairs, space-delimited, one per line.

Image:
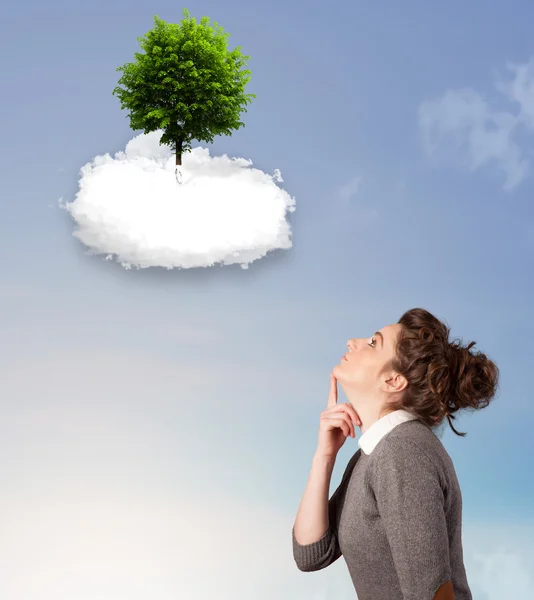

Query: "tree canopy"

xmin=113 ymin=9 xmax=256 ymax=165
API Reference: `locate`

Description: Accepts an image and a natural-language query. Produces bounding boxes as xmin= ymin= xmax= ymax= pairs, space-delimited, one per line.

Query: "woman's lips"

xmin=342 ymin=355 xmax=348 ymax=362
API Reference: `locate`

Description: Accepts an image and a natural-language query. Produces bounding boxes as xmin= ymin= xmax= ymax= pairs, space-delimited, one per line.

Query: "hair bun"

xmin=447 ymin=340 xmax=498 ymax=413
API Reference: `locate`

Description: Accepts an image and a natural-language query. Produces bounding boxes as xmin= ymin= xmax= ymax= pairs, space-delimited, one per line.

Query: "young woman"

xmin=292 ymin=308 xmax=499 ymax=600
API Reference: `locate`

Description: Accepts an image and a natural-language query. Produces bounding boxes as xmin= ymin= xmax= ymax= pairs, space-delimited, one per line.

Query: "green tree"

xmin=113 ymin=9 xmax=256 ymax=166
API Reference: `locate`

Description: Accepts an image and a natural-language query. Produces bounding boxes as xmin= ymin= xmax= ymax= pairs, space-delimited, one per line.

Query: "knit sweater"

xmin=292 ymin=420 xmax=472 ymax=599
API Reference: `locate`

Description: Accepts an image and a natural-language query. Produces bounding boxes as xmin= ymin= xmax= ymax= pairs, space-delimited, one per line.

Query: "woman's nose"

xmin=347 ymin=338 xmax=364 ymax=351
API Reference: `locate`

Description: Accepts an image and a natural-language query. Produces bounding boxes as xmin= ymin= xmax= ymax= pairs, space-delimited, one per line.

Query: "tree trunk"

xmin=175 ymin=140 xmax=183 ymax=166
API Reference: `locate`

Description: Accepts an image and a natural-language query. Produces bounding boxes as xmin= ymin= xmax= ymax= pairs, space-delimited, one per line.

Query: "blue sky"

xmin=1 ymin=0 xmax=533 ymax=598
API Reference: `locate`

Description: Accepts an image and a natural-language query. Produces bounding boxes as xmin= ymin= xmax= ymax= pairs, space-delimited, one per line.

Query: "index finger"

xmin=327 ymin=372 xmax=338 ymax=408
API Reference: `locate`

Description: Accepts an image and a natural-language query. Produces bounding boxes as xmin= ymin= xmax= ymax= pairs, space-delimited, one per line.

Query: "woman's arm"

xmin=373 ymin=438 xmax=452 ymax=599
xmin=292 ymin=449 xmax=360 ymax=571
xmin=293 ymin=453 xmax=336 ymax=545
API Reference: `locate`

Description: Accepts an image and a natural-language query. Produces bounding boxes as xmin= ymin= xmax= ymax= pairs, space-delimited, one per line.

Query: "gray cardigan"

xmin=292 ymin=420 xmax=472 ymax=599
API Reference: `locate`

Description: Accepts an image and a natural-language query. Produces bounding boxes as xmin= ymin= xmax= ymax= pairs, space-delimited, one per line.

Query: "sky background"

xmin=1 ymin=0 xmax=534 ymax=598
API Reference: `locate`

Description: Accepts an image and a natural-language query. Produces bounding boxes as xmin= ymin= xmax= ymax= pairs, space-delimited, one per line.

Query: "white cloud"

xmin=418 ymin=57 xmax=534 ymax=191
xmin=463 ymin=522 xmax=534 ymax=600
xmin=59 ymin=131 xmax=296 ymax=270
xmin=497 ymin=59 xmax=534 ymax=126
xmin=471 ymin=547 xmax=533 ymax=599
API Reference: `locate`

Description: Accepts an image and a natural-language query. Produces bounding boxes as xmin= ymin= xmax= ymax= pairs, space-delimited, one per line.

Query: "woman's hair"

xmin=386 ymin=308 xmax=499 ymax=436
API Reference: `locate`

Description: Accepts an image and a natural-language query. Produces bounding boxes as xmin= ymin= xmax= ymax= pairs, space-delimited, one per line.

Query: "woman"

xmin=292 ymin=308 xmax=499 ymax=600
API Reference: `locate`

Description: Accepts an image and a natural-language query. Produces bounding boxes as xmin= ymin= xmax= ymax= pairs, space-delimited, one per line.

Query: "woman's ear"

xmin=382 ymin=371 xmax=408 ymax=394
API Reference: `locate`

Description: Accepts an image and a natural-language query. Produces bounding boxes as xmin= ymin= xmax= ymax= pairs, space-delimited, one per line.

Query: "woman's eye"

xmin=369 ymin=337 xmax=376 ymax=348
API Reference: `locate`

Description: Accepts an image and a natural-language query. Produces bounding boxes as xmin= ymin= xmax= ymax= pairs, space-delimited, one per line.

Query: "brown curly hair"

xmin=385 ymin=308 xmax=499 ymax=436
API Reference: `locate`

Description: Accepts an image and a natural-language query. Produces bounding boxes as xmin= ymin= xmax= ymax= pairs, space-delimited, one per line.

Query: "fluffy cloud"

xmin=419 ymin=57 xmax=534 ymax=191
xmin=59 ymin=131 xmax=296 ymax=270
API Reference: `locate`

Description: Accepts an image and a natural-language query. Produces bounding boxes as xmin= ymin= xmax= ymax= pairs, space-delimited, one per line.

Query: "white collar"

xmin=358 ymin=409 xmax=418 ymax=455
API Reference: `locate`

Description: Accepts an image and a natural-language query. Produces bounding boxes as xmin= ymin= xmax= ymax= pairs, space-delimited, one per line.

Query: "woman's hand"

xmin=315 ymin=373 xmax=361 ymax=460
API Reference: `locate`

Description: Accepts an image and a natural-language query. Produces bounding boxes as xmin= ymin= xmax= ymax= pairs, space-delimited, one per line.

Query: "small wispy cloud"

xmin=418 ymin=57 xmax=534 ymax=191
xmin=59 ymin=131 xmax=296 ymax=270
xmin=471 ymin=546 xmax=533 ymax=599
xmin=496 ymin=59 xmax=534 ymax=127
xmin=338 ymin=176 xmax=362 ymax=205
xmin=463 ymin=522 xmax=534 ymax=600
xmin=336 ymin=176 xmax=379 ymax=226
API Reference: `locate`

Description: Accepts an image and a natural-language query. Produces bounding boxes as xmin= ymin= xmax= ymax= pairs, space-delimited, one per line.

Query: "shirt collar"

xmin=358 ymin=409 xmax=418 ymax=455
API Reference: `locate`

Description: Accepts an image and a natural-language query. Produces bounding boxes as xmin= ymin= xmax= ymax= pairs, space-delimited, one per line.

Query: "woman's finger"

xmin=324 ymin=402 xmax=361 ymax=428
xmin=324 ymin=418 xmax=351 ymax=438
xmin=327 ymin=372 xmax=338 ymax=408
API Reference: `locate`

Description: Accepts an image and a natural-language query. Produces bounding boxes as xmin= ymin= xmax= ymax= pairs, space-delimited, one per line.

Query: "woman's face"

xmin=333 ymin=323 xmax=403 ymax=396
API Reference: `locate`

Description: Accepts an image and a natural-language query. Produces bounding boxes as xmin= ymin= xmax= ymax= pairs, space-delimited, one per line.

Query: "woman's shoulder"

xmin=386 ymin=419 xmax=446 ymax=450
xmin=376 ymin=420 xmax=457 ymax=477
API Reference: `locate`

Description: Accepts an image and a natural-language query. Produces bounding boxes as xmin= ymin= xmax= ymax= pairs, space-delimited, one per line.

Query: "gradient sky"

xmin=1 ymin=0 xmax=534 ymax=598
